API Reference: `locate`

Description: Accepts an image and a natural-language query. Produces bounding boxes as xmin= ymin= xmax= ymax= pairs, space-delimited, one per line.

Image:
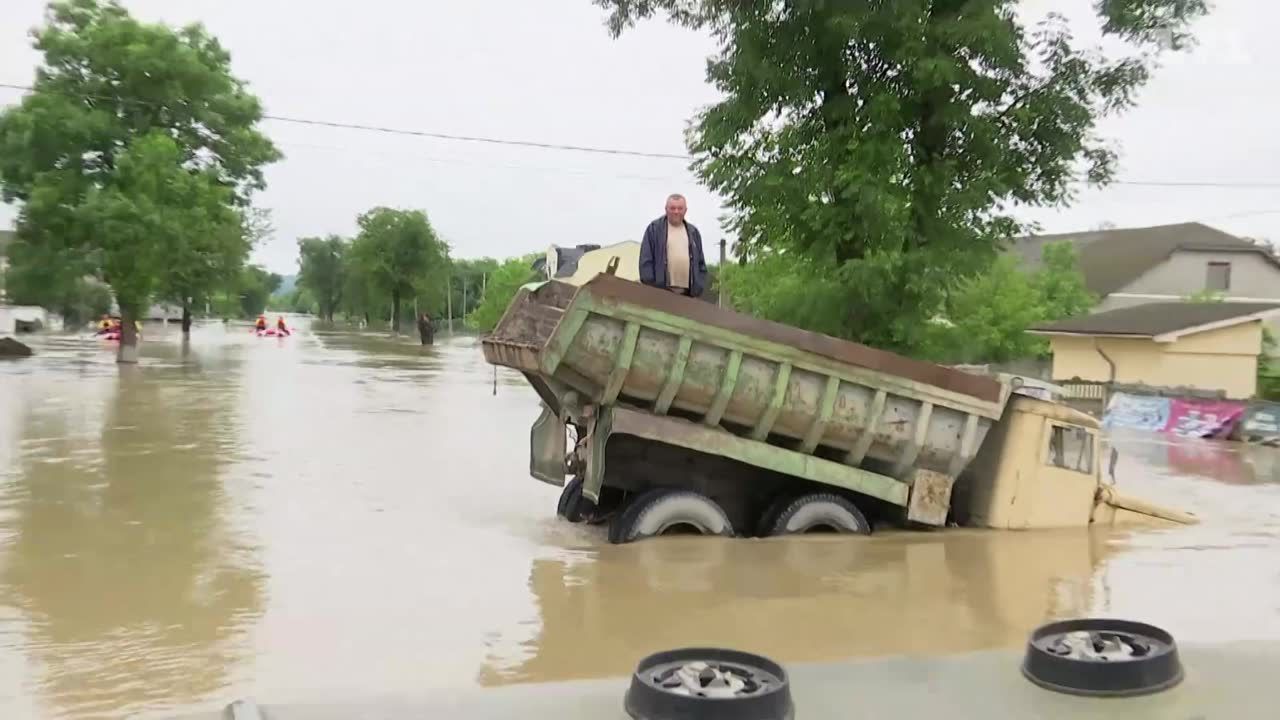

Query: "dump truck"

xmin=481 ymin=274 xmax=1195 ymax=544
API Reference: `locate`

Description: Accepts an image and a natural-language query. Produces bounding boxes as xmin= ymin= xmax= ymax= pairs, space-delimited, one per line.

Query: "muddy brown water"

xmin=1 ymin=321 xmax=1278 ymax=719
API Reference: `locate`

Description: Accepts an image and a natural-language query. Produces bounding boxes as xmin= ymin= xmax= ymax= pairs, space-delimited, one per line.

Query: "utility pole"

xmin=718 ymin=237 xmax=727 ymax=308
xmin=447 ymin=275 xmax=453 ymax=334
xmin=462 ymin=276 xmax=468 ymax=325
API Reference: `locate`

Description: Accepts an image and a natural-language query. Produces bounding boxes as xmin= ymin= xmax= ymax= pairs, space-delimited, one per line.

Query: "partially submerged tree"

xmin=297 ymin=235 xmax=348 ymax=322
xmin=349 ymin=208 xmax=448 ymax=333
xmin=594 ymin=0 xmax=1206 ymax=352
xmin=0 ymin=0 xmax=280 ymax=361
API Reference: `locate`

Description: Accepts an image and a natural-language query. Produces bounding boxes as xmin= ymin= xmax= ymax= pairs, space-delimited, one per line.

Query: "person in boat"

xmin=275 ymin=316 xmax=290 ymax=335
xmin=255 ymin=315 xmax=267 ymax=332
xmin=96 ymin=315 xmax=112 ymax=334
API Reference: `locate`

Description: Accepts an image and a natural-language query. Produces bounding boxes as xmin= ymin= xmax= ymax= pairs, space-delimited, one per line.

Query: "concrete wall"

xmin=1047 ymin=321 xmax=1263 ymax=399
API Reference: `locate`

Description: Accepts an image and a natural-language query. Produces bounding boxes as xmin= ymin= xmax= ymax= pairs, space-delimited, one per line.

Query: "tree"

xmin=238 ymin=265 xmax=281 ymax=319
xmin=0 ymin=0 xmax=280 ymax=361
xmin=2 ymin=235 xmax=112 ymax=326
xmin=594 ymin=0 xmax=1206 ymax=353
xmin=297 ymin=235 xmax=348 ymax=322
xmin=349 ymin=207 xmax=447 ymax=333
xmin=468 ymin=255 xmax=541 ymax=332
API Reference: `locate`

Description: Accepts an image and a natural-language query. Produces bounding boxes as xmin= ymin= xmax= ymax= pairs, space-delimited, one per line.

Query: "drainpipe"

xmin=1094 ymin=338 xmax=1117 ymax=413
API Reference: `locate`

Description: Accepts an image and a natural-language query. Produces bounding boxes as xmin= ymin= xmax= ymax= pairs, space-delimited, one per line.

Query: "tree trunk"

xmin=117 ymin=305 xmax=140 ymax=364
xmin=181 ymin=300 xmax=193 ymax=336
xmin=391 ymin=287 xmax=402 ymax=333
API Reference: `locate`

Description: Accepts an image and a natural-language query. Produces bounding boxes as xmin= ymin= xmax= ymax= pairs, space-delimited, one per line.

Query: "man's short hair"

xmin=666 ymin=193 xmax=686 ymax=203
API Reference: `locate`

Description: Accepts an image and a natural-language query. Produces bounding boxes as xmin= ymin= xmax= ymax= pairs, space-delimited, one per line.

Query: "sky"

xmin=1 ymin=0 xmax=1278 ymax=275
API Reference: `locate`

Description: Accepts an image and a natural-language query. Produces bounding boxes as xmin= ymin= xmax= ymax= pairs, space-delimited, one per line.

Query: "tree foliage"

xmin=348 ymin=207 xmax=448 ymax=332
xmin=724 ymin=240 xmax=1095 ymax=363
xmin=237 ymin=265 xmax=281 ymax=319
xmin=468 ymin=255 xmax=541 ymax=332
xmin=0 ymin=0 xmax=280 ymax=358
xmin=2 ymin=236 xmax=112 ymax=325
xmin=594 ymin=0 xmax=1206 ymax=352
xmin=297 ymin=235 xmax=348 ymax=322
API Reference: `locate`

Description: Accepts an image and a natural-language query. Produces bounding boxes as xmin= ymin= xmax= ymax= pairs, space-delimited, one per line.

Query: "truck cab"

xmin=953 ymin=395 xmax=1195 ymax=529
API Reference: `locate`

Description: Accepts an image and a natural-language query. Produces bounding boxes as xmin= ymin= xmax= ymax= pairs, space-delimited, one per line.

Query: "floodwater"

xmin=0 ymin=321 xmax=1278 ymax=719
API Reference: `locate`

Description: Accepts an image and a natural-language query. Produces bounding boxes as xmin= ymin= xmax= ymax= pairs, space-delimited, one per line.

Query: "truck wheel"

xmin=755 ymin=494 xmax=795 ymax=537
xmin=556 ymin=478 xmax=589 ymax=523
xmin=608 ymin=489 xmax=734 ymax=544
xmin=764 ymin=493 xmax=871 ymax=536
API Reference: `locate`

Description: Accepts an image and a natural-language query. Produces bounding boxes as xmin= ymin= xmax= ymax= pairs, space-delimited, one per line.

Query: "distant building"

xmin=1029 ymin=302 xmax=1280 ymax=399
xmin=1011 ymin=222 xmax=1280 ymax=312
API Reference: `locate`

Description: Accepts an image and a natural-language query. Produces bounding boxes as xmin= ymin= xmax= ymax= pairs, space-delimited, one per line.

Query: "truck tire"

xmin=556 ymin=477 xmax=589 ymax=523
xmin=764 ymin=493 xmax=871 ymax=536
xmin=608 ymin=489 xmax=734 ymax=544
xmin=755 ymin=494 xmax=796 ymax=537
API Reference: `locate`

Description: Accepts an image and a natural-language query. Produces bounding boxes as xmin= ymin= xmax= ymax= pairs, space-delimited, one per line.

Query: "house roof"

xmin=1009 ymin=222 xmax=1280 ymax=297
xmin=1029 ymin=302 xmax=1280 ymax=342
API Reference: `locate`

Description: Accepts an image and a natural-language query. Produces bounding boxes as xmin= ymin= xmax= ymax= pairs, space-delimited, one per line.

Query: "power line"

xmin=1116 ymin=180 xmax=1280 ymax=189
xmin=5 ymin=80 xmax=1280 ymax=188
xmin=0 ymin=81 xmax=691 ymax=161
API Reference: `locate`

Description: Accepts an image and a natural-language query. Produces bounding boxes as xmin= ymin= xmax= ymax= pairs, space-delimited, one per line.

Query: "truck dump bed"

xmin=482 ymin=275 xmax=1007 ymax=483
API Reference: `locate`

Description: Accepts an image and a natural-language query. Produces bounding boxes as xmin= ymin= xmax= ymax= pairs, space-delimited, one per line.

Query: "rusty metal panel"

xmin=905 ymin=468 xmax=956 ymax=527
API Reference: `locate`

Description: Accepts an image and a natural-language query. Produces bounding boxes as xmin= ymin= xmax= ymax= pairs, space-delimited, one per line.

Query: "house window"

xmin=1206 ymin=262 xmax=1231 ymax=292
xmin=1047 ymin=425 xmax=1093 ymax=475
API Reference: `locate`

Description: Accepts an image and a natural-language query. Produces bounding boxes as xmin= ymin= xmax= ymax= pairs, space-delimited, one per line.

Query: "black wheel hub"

xmin=1022 ymin=618 xmax=1184 ymax=697
xmin=625 ymin=648 xmax=793 ymax=720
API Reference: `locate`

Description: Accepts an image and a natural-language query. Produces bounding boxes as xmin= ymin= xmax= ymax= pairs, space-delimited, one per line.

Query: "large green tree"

xmin=594 ymin=0 xmax=1205 ymax=352
xmin=468 ymin=255 xmax=541 ymax=332
xmin=2 ymin=237 xmax=112 ymax=326
xmin=349 ymin=207 xmax=448 ymax=333
xmin=296 ymin=235 xmax=348 ymax=322
xmin=0 ymin=0 xmax=280 ymax=361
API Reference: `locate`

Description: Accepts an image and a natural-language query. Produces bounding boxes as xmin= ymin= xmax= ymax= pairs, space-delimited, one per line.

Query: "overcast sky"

xmin=1 ymin=0 xmax=1276 ymax=275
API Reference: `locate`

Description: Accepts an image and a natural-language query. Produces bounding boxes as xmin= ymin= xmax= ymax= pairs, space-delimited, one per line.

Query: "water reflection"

xmin=0 ymin=345 xmax=264 ymax=719
xmin=477 ymin=528 xmax=1114 ymax=685
xmin=1111 ymin=428 xmax=1280 ymax=485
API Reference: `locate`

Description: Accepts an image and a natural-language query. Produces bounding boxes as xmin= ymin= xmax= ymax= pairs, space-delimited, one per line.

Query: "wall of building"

xmin=1109 ymin=249 xmax=1280 ymax=303
xmin=1048 ymin=321 xmax=1263 ymax=398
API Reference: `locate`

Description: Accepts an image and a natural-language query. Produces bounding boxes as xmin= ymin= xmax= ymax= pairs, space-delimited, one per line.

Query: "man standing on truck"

xmin=639 ymin=193 xmax=708 ymax=298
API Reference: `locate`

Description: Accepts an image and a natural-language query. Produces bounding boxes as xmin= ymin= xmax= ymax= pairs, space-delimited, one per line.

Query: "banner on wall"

xmin=1164 ymin=398 xmax=1246 ymax=439
xmin=1236 ymin=401 xmax=1280 ymax=441
xmin=1102 ymin=392 xmax=1171 ymax=432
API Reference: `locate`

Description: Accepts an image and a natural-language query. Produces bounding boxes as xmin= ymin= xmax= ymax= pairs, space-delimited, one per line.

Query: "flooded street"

xmin=1 ymin=323 xmax=1278 ymax=719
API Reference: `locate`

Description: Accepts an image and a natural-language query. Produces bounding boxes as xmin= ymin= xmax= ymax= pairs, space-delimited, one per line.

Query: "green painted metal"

xmin=750 ymin=362 xmax=792 ymax=441
xmin=704 ymin=349 xmax=743 ymax=427
xmin=538 ymin=306 xmax=588 ymax=377
xmin=654 ymin=335 xmax=692 ymax=414
xmin=611 ymin=407 xmax=909 ymax=506
xmin=894 ymin=402 xmax=934 ymax=477
xmin=801 ymin=376 xmax=842 ymax=454
xmin=601 ymin=321 xmax=640 ymax=404
xmin=529 ymin=404 xmax=566 ymax=487
xmin=583 ymin=407 xmax=611 ymax=503
xmin=588 ymin=297 xmax=1000 ymax=417
xmin=845 ymin=389 xmax=887 ymax=465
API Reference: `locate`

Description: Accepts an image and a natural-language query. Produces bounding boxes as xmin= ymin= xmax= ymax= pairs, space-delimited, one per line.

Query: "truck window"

xmin=1047 ymin=425 xmax=1093 ymax=474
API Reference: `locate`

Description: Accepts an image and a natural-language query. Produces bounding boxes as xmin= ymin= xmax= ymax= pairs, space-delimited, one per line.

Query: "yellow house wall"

xmin=1047 ymin=321 xmax=1263 ymax=398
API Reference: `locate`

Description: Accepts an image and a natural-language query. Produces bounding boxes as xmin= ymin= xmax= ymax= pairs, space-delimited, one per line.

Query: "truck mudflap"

xmin=530 ymin=404 xmax=566 ymax=487
xmin=1094 ymin=486 xmax=1199 ymax=526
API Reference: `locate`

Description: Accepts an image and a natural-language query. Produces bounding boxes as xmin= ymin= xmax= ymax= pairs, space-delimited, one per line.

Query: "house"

xmin=1028 ymin=302 xmax=1280 ymax=399
xmin=1011 ymin=222 xmax=1280 ymax=312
